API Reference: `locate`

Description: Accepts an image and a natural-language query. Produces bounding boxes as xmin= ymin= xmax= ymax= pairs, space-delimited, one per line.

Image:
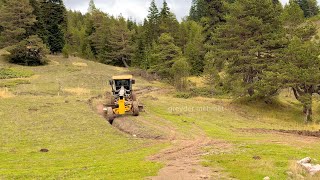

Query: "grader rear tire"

xmin=132 ymin=101 xmax=139 ymax=116
xmin=106 ymin=107 xmax=115 ymax=124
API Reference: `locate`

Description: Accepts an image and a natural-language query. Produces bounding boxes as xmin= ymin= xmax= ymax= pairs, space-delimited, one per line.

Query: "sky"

xmin=64 ymin=0 xmax=290 ymax=22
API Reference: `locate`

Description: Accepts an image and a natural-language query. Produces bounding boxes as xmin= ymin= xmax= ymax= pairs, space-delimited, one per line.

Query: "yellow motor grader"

xmin=103 ymin=75 xmax=142 ymax=123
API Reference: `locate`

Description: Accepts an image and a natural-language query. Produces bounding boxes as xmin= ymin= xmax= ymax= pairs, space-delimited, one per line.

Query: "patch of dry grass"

xmin=0 ymin=88 xmax=14 ymax=98
xmin=63 ymin=87 xmax=91 ymax=96
xmin=72 ymin=62 xmax=88 ymax=67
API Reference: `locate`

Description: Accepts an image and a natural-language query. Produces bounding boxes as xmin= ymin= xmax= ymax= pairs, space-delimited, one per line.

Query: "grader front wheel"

xmin=132 ymin=101 xmax=139 ymax=116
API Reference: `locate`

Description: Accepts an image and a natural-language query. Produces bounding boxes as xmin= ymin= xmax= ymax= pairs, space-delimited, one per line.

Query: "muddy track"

xmin=239 ymin=128 xmax=320 ymax=138
xmin=88 ymin=87 xmax=233 ymax=179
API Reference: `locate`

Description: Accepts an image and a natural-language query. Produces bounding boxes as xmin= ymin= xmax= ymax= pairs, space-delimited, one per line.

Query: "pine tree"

xmin=279 ymin=38 xmax=320 ymax=122
xmin=294 ymin=0 xmax=319 ymax=17
xmin=199 ymin=0 xmax=227 ymax=43
xmin=88 ymin=10 xmax=111 ymax=61
xmin=145 ymin=0 xmax=160 ymax=46
xmin=275 ymin=0 xmax=320 ymax=122
xmin=158 ymin=1 xmax=180 ymax=41
xmin=107 ymin=16 xmax=134 ymax=67
xmin=39 ymin=0 xmax=67 ymax=53
xmin=0 ymin=0 xmax=36 ymax=48
xmin=189 ymin=0 xmax=199 ymax=22
xmin=88 ymin=0 xmax=97 ymax=14
xmin=132 ymin=26 xmax=147 ymax=68
xmin=211 ymin=0 xmax=284 ymax=96
xmin=149 ymin=33 xmax=182 ymax=78
xmin=282 ymin=0 xmax=305 ymax=28
xmin=29 ymin=0 xmax=47 ymax=43
xmin=182 ymin=21 xmax=205 ymax=75
xmin=172 ymin=58 xmax=190 ymax=90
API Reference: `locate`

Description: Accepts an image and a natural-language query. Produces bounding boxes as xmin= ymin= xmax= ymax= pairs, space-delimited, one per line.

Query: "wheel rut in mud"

xmin=88 ymin=86 xmax=233 ymax=179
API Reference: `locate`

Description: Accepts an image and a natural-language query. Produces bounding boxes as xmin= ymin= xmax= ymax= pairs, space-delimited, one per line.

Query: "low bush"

xmin=0 ymin=79 xmax=30 ymax=87
xmin=0 ymin=68 xmax=34 ymax=79
xmin=8 ymin=35 xmax=49 ymax=66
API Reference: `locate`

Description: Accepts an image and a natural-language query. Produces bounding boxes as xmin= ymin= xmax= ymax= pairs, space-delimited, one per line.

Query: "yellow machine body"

xmin=104 ymin=75 xmax=141 ymax=123
xmin=114 ymin=99 xmax=130 ymax=115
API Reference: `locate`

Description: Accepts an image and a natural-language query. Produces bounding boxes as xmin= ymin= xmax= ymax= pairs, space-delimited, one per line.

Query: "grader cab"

xmin=103 ymin=75 xmax=142 ymax=123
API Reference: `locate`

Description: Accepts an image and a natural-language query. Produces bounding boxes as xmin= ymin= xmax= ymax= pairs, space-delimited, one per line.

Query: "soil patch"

xmin=239 ymin=128 xmax=320 ymax=138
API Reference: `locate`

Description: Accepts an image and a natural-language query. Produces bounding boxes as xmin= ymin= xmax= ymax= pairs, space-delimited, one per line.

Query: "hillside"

xmin=1 ymin=53 xmax=320 ymax=179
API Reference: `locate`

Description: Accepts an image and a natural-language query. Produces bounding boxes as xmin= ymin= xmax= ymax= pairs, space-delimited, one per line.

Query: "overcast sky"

xmin=64 ymin=0 xmax=290 ymax=22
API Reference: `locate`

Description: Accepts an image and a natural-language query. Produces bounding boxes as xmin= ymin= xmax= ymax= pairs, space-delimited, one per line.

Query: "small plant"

xmin=174 ymin=92 xmax=193 ymax=99
xmin=0 ymin=68 xmax=34 ymax=79
xmin=62 ymin=45 xmax=70 ymax=58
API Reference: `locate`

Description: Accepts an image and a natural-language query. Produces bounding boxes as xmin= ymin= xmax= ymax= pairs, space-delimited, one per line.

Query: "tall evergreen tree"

xmin=210 ymin=0 xmax=285 ymax=96
xmin=88 ymin=0 xmax=97 ymax=13
xmin=189 ymin=0 xmax=200 ymax=22
xmin=29 ymin=0 xmax=47 ymax=42
xmin=279 ymin=38 xmax=320 ymax=122
xmin=145 ymin=0 xmax=160 ymax=46
xmin=107 ymin=16 xmax=133 ymax=67
xmin=149 ymin=33 xmax=182 ymax=78
xmin=294 ymin=0 xmax=319 ymax=17
xmin=275 ymin=0 xmax=319 ymax=122
xmin=199 ymin=0 xmax=227 ymax=43
xmin=39 ymin=0 xmax=67 ymax=53
xmin=88 ymin=10 xmax=111 ymax=61
xmin=182 ymin=21 xmax=205 ymax=75
xmin=0 ymin=0 xmax=36 ymax=48
xmin=158 ymin=1 xmax=180 ymax=41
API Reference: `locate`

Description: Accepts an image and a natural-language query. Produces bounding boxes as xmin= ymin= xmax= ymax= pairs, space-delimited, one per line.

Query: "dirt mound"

xmin=148 ymin=137 xmax=233 ymax=180
xmin=239 ymin=128 xmax=320 ymax=138
xmin=112 ymin=117 xmax=167 ymax=140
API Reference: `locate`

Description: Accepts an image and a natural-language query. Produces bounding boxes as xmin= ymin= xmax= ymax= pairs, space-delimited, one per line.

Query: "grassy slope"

xmin=0 ymin=54 xmax=166 ymax=179
xmin=1 ymin=52 xmax=320 ymax=179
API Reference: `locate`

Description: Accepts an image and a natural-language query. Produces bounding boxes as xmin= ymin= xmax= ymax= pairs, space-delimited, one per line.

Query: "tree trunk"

xmin=121 ymin=57 xmax=129 ymax=68
xmin=304 ymin=105 xmax=312 ymax=123
xmin=303 ymin=94 xmax=313 ymax=123
xmin=248 ymin=87 xmax=254 ymax=96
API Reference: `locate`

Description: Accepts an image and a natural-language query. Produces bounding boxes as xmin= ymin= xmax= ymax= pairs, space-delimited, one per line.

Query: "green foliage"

xmin=28 ymin=0 xmax=47 ymax=42
xmin=106 ymin=16 xmax=134 ymax=67
xmin=39 ymin=0 xmax=67 ymax=53
xmin=62 ymin=45 xmax=70 ymax=58
xmin=0 ymin=0 xmax=36 ymax=48
xmin=0 ymin=79 xmax=30 ymax=87
xmin=88 ymin=0 xmax=97 ymax=13
xmin=174 ymin=91 xmax=193 ymax=99
xmin=8 ymin=35 xmax=49 ymax=66
xmin=149 ymin=33 xmax=182 ymax=78
xmin=171 ymin=58 xmax=190 ymax=90
xmin=181 ymin=21 xmax=205 ymax=75
xmin=0 ymin=68 xmax=34 ymax=79
xmin=158 ymin=1 xmax=180 ymax=41
xmin=278 ymin=38 xmax=320 ymax=122
xmin=294 ymin=0 xmax=319 ymax=17
xmin=145 ymin=0 xmax=160 ymax=46
xmin=282 ymin=0 xmax=305 ymax=27
xmin=211 ymin=0 xmax=285 ymax=97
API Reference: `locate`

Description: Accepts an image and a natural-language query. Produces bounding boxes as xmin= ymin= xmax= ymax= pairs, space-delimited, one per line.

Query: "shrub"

xmin=174 ymin=92 xmax=193 ymax=99
xmin=171 ymin=58 xmax=190 ymax=91
xmin=62 ymin=45 xmax=69 ymax=58
xmin=8 ymin=35 xmax=49 ymax=66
